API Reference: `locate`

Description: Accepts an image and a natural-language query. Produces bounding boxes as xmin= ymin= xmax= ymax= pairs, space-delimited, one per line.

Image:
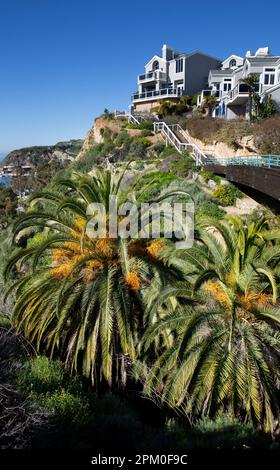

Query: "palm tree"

xmin=240 ymin=74 xmax=258 ymax=122
xmin=202 ymin=95 xmax=216 ymax=117
xmin=141 ymin=216 xmax=280 ymax=431
xmin=4 ymin=169 xmax=187 ymax=388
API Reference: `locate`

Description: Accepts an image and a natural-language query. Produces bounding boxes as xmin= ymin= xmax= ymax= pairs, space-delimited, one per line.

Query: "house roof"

xmin=222 ymin=54 xmax=243 ymax=65
xmin=176 ymin=50 xmax=222 ymax=62
xmin=209 ymin=69 xmax=234 ymax=76
xmin=247 ymin=56 xmax=280 ymax=64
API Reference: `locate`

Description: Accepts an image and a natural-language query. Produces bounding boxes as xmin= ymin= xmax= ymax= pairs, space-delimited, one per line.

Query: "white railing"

xmin=132 ymin=88 xmax=182 ymax=102
xmin=138 ymin=71 xmax=167 ymax=83
xmin=154 ymin=122 xmax=207 ymax=166
xmin=114 ymin=111 xmax=140 ymax=125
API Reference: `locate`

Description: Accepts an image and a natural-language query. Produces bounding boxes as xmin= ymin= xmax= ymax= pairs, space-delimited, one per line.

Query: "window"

xmin=229 ymin=59 xmax=237 ymax=68
xmin=176 ymin=58 xmax=183 ymax=73
xmin=264 ymin=68 xmax=275 ymax=85
xmin=223 ymin=79 xmax=232 ymax=92
xmin=152 ymin=60 xmax=159 ymax=71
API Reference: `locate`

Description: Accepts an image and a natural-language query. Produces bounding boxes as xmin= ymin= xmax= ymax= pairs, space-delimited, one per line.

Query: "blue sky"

xmin=0 ymin=0 xmax=279 ymax=155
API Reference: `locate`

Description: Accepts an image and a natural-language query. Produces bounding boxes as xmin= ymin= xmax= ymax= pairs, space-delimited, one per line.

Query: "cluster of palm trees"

xmin=4 ymin=169 xmax=280 ymax=431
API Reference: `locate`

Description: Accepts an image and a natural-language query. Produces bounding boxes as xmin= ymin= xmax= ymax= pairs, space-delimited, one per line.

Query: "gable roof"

xmin=222 ymin=54 xmax=244 ymax=65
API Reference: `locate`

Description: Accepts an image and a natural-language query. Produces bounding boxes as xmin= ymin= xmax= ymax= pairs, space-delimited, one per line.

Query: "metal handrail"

xmin=132 ymin=88 xmax=182 ymax=102
xmin=154 ymin=122 xmax=208 ymax=165
xmin=114 ymin=111 xmax=140 ymax=125
xmin=205 ymin=155 xmax=280 ymax=168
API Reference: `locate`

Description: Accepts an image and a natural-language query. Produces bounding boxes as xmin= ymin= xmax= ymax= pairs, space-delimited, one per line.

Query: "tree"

xmin=254 ymin=94 xmax=277 ymax=120
xmin=4 ymin=169 xmax=186 ymax=389
xmin=240 ymin=74 xmax=258 ymax=122
xmin=141 ymin=216 xmax=280 ymax=431
xmin=202 ymin=95 xmax=216 ymax=117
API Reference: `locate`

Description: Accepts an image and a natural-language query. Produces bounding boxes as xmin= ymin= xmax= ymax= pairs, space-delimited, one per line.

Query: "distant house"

xmin=197 ymin=47 xmax=280 ymax=119
xmin=131 ymin=44 xmax=221 ymax=112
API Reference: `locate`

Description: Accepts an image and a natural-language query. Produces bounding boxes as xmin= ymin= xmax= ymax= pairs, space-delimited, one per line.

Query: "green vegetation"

xmin=0 ymin=187 xmax=18 ymax=227
xmin=140 ymin=216 xmax=280 ymax=432
xmin=212 ymin=183 xmax=244 ymax=206
xmin=2 ymin=113 xmax=280 ymax=450
xmin=196 ymin=201 xmax=225 ymax=219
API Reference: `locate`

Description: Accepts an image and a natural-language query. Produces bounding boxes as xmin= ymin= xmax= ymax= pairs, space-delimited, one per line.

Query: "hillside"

xmin=2 ymin=139 xmax=83 ymax=167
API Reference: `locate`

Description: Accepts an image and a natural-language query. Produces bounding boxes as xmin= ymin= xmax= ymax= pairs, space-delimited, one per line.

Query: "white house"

xmin=131 ymin=44 xmax=221 ymax=112
xmin=197 ymin=47 xmax=280 ymax=119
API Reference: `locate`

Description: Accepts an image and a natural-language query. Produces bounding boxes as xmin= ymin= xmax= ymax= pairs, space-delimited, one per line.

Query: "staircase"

xmin=115 ymin=110 xmax=158 ymax=125
xmin=154 ymin=122 xmax=208 ymax=166
xmin=115 ymin=111 xmax=141 ymax=125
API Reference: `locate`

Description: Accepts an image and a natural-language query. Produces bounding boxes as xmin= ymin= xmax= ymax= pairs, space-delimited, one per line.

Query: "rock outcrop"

xmin=2 ymin=140 xmax=83 ymax=168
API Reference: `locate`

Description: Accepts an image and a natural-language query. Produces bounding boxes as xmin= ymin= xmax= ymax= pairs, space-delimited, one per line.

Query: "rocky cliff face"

xmin=182 ymin=128 xmax=257 ymax=158
xmin=77 ymin=117 xmax=124 ymax=159
xmin=2 ymin=140 xmax=83 ymax=167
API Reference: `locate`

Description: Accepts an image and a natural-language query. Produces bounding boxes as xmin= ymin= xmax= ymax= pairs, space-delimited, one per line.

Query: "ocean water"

xmin=0 ymin=176 xmax=11 ymax=187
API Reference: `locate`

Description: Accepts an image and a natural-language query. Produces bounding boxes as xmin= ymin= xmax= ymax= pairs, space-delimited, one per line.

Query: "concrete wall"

xmin=226 ymin=104 xmax=247 ymax=119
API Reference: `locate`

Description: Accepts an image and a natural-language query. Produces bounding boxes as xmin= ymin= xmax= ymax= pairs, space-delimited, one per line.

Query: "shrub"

xmin=42 ymin=389 xmax=89 ymax=426
xmin=254 ymin=117 xmax=280 ymax=154
xmin=141 ymin=129 xmax=153 ymax=137
xmin=126 ymin=121 xmax=153 ymax=131
xmin=192 ymin=415 xmax=266 ymax=449
xmin=197 ymin=201 xmax=225 ymax=219
xmin=17 ymin=356 xmax=65 ymax=396
xmin=153 ymin=141 xmax=166 ymax=156
xmin=169 ymin=154 xmax=194 ymax=176
xmin=0 ymin=315 xmax=11 ymax=328
xmin=71 ymin=147 xmax=99 ymax=173
xmin=132 ymin=136 xmax=151 ymax=147
xmin=114 ymin=129 xmax=131 ymax=147
xmin=160 ymin=146 xmax=181 ymax=158
xmin=187 ymin=117 xmax=226 ymax=143
xmin=200 ymin=171 xmax=221 ymax=184
xmin=212 ymin=184 xmax=244 ymax=206
xmin=139 ymin=120 xmax=154 ymax=131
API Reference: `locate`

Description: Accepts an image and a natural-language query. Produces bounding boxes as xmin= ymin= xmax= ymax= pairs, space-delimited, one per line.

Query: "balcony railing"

xmin=132 ymin=87 xmax=182 ymax=102
xmin=138 ymin=71 xmax=167 ymax=83
xmin=227 ymin=83 xmax=260 ymax=102
xmin=138 ymin=72 xmax=154 ymax=81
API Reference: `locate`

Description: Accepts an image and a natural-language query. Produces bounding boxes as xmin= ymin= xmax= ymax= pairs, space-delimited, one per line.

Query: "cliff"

xmin=2 ymin=139 xmax=83 ymax=167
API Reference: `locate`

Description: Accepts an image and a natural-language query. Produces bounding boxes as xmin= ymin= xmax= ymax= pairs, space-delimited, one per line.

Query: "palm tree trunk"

xmin=248 ymin=91 xmax=252 ymax=122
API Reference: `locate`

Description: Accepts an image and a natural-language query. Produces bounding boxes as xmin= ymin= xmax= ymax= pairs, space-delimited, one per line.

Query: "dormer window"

xmin=229 ymin=59 xmax=237 ymax=68
xmin=264 ymin=68 xmax=275 ymax=85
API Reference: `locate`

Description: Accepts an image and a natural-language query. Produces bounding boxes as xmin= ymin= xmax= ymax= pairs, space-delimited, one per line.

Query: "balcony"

xmin=226 ymin=83 xmax=260 ymax=106
xmin=132 ymin=88 xmax=182 ymax=103
xmin=138 ymin=70 xmax=167 ymax=84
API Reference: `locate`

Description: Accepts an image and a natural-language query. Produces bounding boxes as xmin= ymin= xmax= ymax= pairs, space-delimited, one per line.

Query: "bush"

xmin=197 ymin=201 xmax=225 ymax=219
xmin=114 ymin=129 xmax=131 ymax=148
xmin=169 ymin=154 xmax=194 ymax=176
xmin=192 ymin=415 xmax=266 ymax=449
xmin=212 ymin=184 xmax=244 ymax=206
xmin=153 ymin=141 xmax=166 ymax=156
xmin=42 ymin=389 xmax=89 ymax=426
xmin=17 ymin=356 xmax=65 ymax=396
xmin=71 ymin=147 xmax=99 ymax=173
xmin=126 ymin=120 xmax=154 ymax=131
xmin=141 ymin=129 xmax=153 ymax=137
xmin=200 ymin=171 xmax=221 ymax=184
xmin=132 ymin=136 xmax=151 ymax=147
xmin=254 ymin=117 xmax=280 ymax=154
xmin=160 ymin=146 xmax=181 ymax=158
